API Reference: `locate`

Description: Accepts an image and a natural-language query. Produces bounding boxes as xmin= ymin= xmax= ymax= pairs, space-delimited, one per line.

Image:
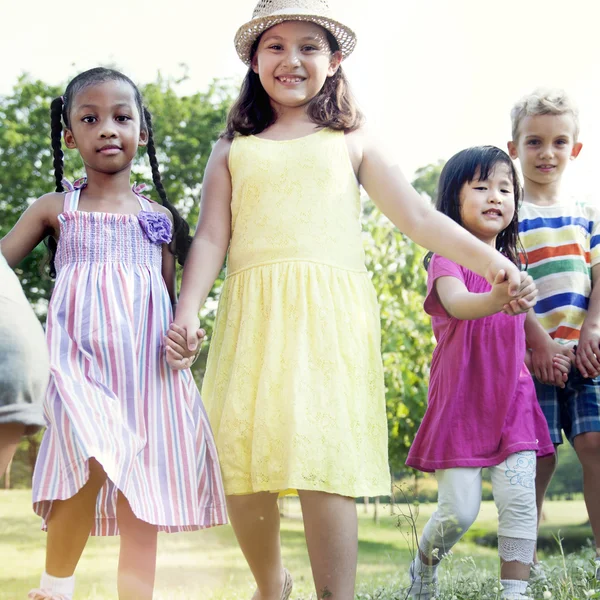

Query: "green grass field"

xmin=0 ymin=491 xmax=594 ymax=599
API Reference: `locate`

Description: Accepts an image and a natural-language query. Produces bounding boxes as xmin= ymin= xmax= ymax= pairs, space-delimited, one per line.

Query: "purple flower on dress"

xmin=137 ymin=211 xmax=173 ymax=245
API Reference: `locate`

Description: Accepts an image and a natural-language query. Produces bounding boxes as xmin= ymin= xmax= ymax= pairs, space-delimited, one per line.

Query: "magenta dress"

xmin=32 ymin=181 xmax=227 ymax=535
xmin=406 ymin=254 xmax=554 ymax=473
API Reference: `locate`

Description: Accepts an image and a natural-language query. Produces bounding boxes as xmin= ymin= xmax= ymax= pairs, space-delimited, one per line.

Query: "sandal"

xmin=281 ymin=568 xmax=293 ymax=600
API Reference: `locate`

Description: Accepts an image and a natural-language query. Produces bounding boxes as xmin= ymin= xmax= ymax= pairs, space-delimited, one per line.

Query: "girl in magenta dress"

xmin=405 ymin=147 xmax=563 ymax=600
xmin=1 ymin=67 xmax=226 ymax=600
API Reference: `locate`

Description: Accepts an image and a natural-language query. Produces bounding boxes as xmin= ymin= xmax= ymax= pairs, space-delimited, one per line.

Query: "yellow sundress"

xmin=202 ymin=128 xmax=390 ymax=497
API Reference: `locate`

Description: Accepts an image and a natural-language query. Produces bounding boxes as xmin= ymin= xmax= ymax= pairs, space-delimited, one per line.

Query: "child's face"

xmin=508 ymin=114 xmax=582 ymax=186
xmin=459 ymin=162 xmax=515 ymax=245
xmin=252 ymin=21 xmax=342 ymax=113
xmin=64 ymin=79 xmax=147 ymax=176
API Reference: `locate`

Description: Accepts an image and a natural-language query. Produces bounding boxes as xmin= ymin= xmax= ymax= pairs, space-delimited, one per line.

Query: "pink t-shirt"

xmin=406 ymin=255 xmax=553 ymax=473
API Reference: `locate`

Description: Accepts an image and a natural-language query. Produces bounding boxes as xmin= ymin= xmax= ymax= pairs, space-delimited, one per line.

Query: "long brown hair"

xmin=223 ymin=29 xmax=363 ymax=139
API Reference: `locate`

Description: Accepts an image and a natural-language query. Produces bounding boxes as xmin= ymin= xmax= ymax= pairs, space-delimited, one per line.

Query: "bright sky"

xmin=2 ymin=0 xmax=598 ymax=198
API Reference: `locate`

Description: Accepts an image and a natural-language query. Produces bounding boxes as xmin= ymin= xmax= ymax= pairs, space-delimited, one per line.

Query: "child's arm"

xmin=169 ymin=138 xmax=233 ymax=355
xmin=524 ymin=310 xmax=574 ymax=387
xmin=576 ymin=263 xmax=600 ymax=378
xmin=351 ymin=129 xmax=528 ymax=297
xmin=435 ymin=270 xmax=534 ymax=320
xmin=0 ymin=193 xmax=63 ymax=266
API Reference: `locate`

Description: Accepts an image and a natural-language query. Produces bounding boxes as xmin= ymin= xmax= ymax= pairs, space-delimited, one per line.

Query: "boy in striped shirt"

xmin=508 ymin=89 xmax=600 ymax=579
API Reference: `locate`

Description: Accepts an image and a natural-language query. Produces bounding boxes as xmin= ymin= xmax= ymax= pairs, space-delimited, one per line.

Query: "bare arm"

xmin=435 ymin=271 xmax=515 ymax=320
xmin=576 ymin=263 xmax=600 ymax=377
xmin=350 ymin=129 xmax=524 ymax=295
xmin=0 ymin=193 xmax=63 ymax=267
xmin=174 ymin=138 xmax=233 ymax=349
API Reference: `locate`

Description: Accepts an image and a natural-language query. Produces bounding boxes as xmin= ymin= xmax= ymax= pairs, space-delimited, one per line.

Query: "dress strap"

xmin=133 ymin=183 xmax=154 ymax=212
xmin=63 ymin=188 xmax=81 ymax=212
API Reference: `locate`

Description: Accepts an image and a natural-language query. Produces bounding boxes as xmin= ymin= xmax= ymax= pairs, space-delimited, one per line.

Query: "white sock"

xmin=40 ymin=572 xmax=75 ymax=599
xmin=500 ymin=578 xmax=528 ymax=598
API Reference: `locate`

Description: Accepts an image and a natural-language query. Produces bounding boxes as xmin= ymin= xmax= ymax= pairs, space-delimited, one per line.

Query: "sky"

xmin=2 ymin=0 xmax=599 ymax=199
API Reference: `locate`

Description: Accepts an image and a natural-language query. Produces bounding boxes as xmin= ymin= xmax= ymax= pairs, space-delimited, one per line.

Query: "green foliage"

xmin=547 ymin=441 xmax=584 ymax=499
xmin=362 ymin=161 xmax=445 ymax=472
xmin=363 ymin=205 xmax=433 ymax=471
xmin=411 ymin=159 xmax=445 ymax=202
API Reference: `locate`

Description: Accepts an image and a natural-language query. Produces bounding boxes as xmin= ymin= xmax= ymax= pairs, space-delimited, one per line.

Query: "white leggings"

xmin=419 ymin=451 xmax=537 ymax=565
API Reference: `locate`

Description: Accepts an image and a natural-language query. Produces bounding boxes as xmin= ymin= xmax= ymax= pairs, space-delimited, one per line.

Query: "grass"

xmin=0 ymin=490 xmax=596 ymax=599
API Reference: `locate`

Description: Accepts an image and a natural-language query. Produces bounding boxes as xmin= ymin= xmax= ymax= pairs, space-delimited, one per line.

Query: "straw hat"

xmin=234 ymin=0 xmax=357 ymax=66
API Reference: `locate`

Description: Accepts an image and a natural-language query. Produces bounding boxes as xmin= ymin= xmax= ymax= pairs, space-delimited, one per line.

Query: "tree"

xmin=411 ymin=160 xmax=445 ymax=203
xmin=362 ymin=160 xmax=446 ymax=474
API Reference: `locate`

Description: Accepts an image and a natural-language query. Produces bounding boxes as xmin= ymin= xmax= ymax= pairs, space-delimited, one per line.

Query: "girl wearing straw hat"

xmin=166 ymin=1 xmax=535 ymax=598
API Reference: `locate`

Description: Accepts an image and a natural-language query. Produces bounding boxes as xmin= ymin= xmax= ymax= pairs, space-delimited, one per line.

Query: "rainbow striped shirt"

xmin=519 ymin=200 xmax=600 ymax=342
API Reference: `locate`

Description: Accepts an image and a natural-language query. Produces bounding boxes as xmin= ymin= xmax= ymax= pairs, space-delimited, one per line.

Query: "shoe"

xmin=28 ymin=591 xmax=69 ymax=600
xmin=530 ymin=561 xmax=548 ymax=583
xmin=281 ymin=568 xmax=293 ymax=600
xmin=252 ymin=569 xmax=293 ymax=600
xmin=406 ymin=559 xmax=438 ymax=599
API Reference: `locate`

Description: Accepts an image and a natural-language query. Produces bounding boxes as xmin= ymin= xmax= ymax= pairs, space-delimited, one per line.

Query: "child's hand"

xmin=165 ymin=321 xmax=205 ymax=371
xmin=489 ymin=270 xmax=513 ymax=310
xmin=502 ymin=272 xmax=538 ymax=316
xmin=576 ymin=324 xmax=600 ymax=378
xmin=529 ymin=340 xmax=574 ymax=388
xmin=485 ymin=259 xmax=524 ymax=298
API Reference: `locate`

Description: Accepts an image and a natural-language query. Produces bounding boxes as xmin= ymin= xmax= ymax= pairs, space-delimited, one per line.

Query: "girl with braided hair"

xmin=0 ymin=67 xmax=226 ymax=600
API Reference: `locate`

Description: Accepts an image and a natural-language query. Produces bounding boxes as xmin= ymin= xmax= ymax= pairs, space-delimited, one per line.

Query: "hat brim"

xmin=234 ymin=12 xmax=357 ymax=66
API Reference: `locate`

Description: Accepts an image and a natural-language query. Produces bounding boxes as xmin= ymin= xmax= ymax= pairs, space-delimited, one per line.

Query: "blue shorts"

xmin=534 ymin=367 xmax=600 ymax=445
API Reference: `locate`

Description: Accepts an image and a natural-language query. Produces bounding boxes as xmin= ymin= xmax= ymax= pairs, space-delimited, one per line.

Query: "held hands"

xmin=484 ymin=258 xmax=526 ymax=299
xmin=576 ymin=324 xmax=600 ymax=379
xmin=489 ymin=270 xmax=537 ymax=315
xmin=502 ymin=272 xmax=538 ymax=316
xmin=527 ymin=340 xmax=575 ymax=389
xmin=165 ymin=318 xmax=206 ymax=371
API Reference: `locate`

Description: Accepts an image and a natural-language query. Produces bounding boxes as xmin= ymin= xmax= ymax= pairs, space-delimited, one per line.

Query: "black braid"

xmin=45 ymin=96 xmax=66 ymax=277
xmin=143 ymin=106 xmax=192 ymax=266
xmin=50 ymin=97 xmax=65 ymax=192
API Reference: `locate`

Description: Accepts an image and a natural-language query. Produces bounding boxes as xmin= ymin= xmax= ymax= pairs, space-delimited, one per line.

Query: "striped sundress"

xmin=32 ymin=182 xmax=227 ymax=535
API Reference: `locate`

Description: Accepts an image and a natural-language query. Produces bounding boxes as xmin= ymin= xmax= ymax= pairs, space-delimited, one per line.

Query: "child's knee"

xmin=434 ymin=502 xmax=480 ymax=536
xmin=574 ymin=431 xmax=600 ymax=465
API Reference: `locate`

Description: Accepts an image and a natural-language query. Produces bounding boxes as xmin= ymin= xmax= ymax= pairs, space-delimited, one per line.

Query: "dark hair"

xmin=47 ymin=67 xmax=191 ymax=276
xmin=423 ymin=146 xmax=525 ymax=271
xmin=223 ymin=29 xmax=363 ymax=139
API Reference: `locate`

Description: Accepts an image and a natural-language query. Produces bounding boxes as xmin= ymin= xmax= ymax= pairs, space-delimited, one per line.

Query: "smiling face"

xmin=64 ymin=79 xmax=147 ymax=176
xmin=508 ymin=113 xmax=582 ymax=187
xmin=459 ymin=161 xmax=516 ymax=246
xmin=251 ymin=20 xmax=342 ymax=113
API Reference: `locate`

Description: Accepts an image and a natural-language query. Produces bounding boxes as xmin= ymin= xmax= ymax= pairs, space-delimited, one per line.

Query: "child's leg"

xmin=45 ymin=458 xmax=108 ymax=576
xmin=226 ymin=492 xmax=286 ymax=600
xmin=533 ymin=452 xmax=557 ymax=563
xmin=532 ymin=379 xmax=562 ymax=564
xmin=298 ymin=490 xmax=357 ymax=600
xmin=0 ymin=422 xmax=25 ymax=475
xmin=116 ymin=492 xmax=158 ymax=600
xmin=573 ymin=431 xmax=600 ymax=558
xmin=418 ymin=467 xmax=483 ymax=564
xmin=490 ymin=451 xmax=537 ymax=597
xmin=568 ymin=374 xmax=600 ymax=559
